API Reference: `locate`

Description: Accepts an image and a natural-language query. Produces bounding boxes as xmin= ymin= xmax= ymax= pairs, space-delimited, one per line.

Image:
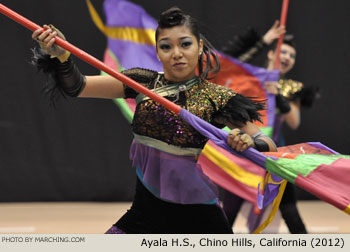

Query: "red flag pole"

xmin=273 ymin=0 xmax=290 ymax=70
xmin=0 ymin=3 xmax=181 ymax=114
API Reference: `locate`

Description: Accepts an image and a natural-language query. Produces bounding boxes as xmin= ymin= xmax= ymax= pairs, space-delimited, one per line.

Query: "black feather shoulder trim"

xmin=222 ymin=27 xmax=262 ymax=58
xmin=212 ymin=94 xmax=265 ymax=128
xmin=121 ymin=67 xmax=159 ymax=99
xmin=121 ymin=67 xmax=158 ymax=83
xmin=291 ymin=85 xmax=320 ymax=107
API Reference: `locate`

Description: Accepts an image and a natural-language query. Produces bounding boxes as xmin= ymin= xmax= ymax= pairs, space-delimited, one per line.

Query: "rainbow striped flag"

xmin=87 ymin=0 xmax=350 ymax=216
xmin=86 ymin=0 xmax=161 ymax=123
xmin=179 ymin=109 xmax=350 ymax=215
xmin=199 ymin=140 xmax=266 ymax=204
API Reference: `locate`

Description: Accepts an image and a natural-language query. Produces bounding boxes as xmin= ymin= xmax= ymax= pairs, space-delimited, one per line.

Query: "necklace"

xmin=136 ymin=74 xmax=200 ymax=105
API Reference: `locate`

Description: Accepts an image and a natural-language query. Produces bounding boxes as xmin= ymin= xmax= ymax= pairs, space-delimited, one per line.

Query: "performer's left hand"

xmin=264 ymin=81 xmax=279 ymax=95
xmin=227 ymin=128 xmax=254 ymax=152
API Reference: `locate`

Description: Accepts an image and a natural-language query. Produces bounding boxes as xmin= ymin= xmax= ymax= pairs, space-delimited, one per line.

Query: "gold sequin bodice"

xmin=278 ymin=79 xmax=303 ymax=99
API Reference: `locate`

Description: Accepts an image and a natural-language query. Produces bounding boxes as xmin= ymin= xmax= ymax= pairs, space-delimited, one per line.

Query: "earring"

xmin=157 ymin=56 xmax=161 ymax=62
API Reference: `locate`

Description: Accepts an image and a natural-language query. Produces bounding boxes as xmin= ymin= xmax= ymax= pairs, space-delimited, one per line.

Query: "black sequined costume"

xmin=112 ymin=68 xmax=264 ymax=233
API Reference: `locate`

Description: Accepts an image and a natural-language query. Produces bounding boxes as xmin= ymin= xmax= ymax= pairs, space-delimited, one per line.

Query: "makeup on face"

xmin=156 ymin=25 xmax=202 ymax=82
xmin=280 ymin=48 xmax=296 ymax=60
xmin=278 ymin=44 xmax=296 ymax=74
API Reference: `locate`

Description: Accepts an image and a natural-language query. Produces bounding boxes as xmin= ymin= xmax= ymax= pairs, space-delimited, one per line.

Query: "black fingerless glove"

xmin=276 ymin=94 xmax=291 ymax=114
xmin=32 ymin=48 xmax=85 ymax=105
xmin=54 ymin=56 xmax=86 ymax=97
xmin=254 ymin=138 xmax=270 ymax=152
xmin=252 ymin=132 xmax=274 ymax=152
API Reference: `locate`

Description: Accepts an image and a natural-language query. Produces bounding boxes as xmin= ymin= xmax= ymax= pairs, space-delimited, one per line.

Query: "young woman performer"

xmin=32 ymin=7 xmax=276 ymax=234
xmin=222 ymin=22 xmax=318 ymax=233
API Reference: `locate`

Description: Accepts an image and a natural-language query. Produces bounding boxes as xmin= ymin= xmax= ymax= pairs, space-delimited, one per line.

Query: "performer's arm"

xmin=80 ymin=75 xmax=125 ymax=99
xmin=264 ymin=81 xmax=300 ymax=130
xmin=283 ymin=101 xmax=300 ymax=130
xmin=32 ymin=25 xmax=125 ymax=99
xmin=223 ymin=21 xmax=285 ymax=63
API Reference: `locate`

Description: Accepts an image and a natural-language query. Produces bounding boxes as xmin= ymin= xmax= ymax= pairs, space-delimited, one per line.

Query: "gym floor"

xmin=0 ymin=201 xmax=349 ymax=234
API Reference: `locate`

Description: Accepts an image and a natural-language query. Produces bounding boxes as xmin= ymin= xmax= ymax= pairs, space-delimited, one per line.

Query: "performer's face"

xmin=268 ymin=43 xmax=296 ymax=75
xmin=156 ymin=25 xmax=203 ymax=82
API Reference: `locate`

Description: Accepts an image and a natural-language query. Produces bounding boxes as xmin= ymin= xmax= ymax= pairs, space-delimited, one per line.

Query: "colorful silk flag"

xmin=86 ymin=0 xmax=160 ymax=123
xmin=199 ymin=140 xmax=266 ymax=204
xmin=266 ymin=143 xmax=350 ymax=214
xmin=179 ymin=108 xmax=350 ymax=215
xmin=87 ymin=0 xmax=350 ymax=217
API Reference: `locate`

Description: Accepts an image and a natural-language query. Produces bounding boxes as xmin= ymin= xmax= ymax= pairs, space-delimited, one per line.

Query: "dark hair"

xmin=155 ymin=7 xmax=220 ymax=80
xmin=271 ymin=34 xmax=296 ymax=51
xmin=283 ymin=34 xmax=296 ymax=49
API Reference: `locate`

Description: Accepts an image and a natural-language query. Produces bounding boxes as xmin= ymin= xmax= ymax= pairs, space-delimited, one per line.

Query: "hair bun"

xmin=159 ymin=7 xmax=185 ymax=27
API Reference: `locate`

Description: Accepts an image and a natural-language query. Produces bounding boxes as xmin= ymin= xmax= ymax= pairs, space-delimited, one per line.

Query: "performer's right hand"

xmin=32 ymin=24 xmax=69 ymax=61
xmin=262 ymin=20 xmax=286 ymax=45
